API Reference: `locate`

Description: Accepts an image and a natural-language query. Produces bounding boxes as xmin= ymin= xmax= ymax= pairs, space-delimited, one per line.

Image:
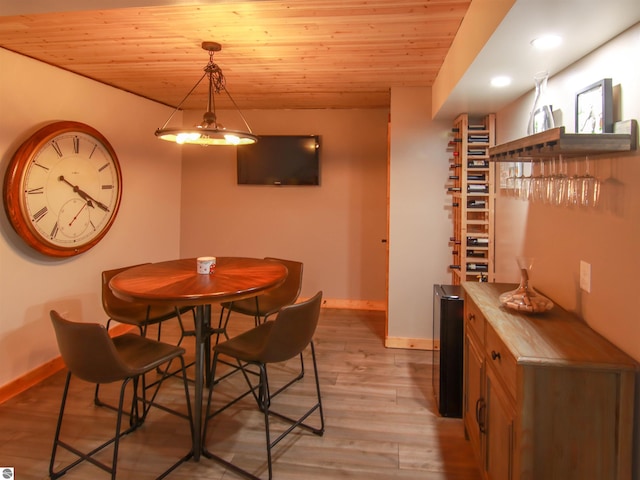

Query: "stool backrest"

xmin=263 ymin=257 xmax=303 ymax=307
xmin=50 ymin=310 xmax=132 ymax=384
xmin=260 ymin=291 xmax=322 ymax=363
xmin=102 ymin=264 xmax=151 ymax=319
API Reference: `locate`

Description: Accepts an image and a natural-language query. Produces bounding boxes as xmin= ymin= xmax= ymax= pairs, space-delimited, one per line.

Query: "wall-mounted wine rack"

xmin=446 ymin=113 xmax=496 ymax=284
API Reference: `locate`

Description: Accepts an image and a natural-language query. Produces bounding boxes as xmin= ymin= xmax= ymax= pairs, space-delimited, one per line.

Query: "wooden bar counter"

xmin=461 ymin=282 xmax=637 ymax=480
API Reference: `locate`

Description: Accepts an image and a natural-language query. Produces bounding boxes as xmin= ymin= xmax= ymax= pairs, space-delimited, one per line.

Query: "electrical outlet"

xmin=580 ymin=261 xmax=591 ymax=293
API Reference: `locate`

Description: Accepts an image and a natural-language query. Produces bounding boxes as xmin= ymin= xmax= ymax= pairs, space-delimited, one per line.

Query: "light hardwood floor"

xmin=0 ymin=307 xmax=481 ymax=480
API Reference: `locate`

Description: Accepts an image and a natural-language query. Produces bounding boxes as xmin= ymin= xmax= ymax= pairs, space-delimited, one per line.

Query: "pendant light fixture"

xmin=155 ymin=42 xmax=257 ymax=146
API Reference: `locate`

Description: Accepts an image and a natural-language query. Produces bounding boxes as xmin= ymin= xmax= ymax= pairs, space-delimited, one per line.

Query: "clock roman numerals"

xmin=27 ymin=187 xmax=44 ymax=195
xmin=102 ymin=184 xmax=114 ymax=190
xmin=32 ymin=206 xmax=48 ymax=222
xmin=51 ymin=140 xmax=63 ymax=158
xmin=73 ymin=136 xmax=80 ymax=154
xmin=50 ymin=222 xmax=59 ymax=239
xmin=33 ymin=161 xmax=49 ymax=171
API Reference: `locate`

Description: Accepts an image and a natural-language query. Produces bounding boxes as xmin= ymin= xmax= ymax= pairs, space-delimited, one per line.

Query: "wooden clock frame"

xmin=3 ymin=121 xmax=122 ymax=257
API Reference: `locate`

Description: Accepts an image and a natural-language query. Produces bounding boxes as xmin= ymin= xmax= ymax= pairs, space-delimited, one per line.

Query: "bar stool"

xmin=202 ymin=291 xmax=325 ymax=480
xmin=96 ymin=264 xmax=196 ymax=409
xmin=216 ymin=258 xmax=305 ymax=397
xmin=49 ymin=310 xmax=194 ymax=479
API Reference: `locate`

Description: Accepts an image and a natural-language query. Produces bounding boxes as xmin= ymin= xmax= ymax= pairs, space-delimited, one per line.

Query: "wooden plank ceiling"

xmin=0 ymin=0 xmax=471 ymax=110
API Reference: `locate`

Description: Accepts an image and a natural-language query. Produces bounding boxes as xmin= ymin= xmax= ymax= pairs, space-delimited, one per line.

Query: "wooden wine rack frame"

xmin=447 ymin=113 xmax=496 ymax=285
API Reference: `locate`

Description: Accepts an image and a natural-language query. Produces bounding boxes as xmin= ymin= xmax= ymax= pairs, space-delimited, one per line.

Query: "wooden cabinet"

xmin=485 ymin=361 xmax=515 ymax=480
xmin=462 ymin=282 xmax=637 ymax=480
xmin=447 ymin=113 xmax=496 ymax=284
xmin=463 ymin=325 xmax=484 ymax=457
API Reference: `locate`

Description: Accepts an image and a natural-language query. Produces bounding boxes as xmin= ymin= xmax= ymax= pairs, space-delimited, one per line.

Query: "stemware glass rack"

xmin=489 ymin=120 xmax=637 ymax=207
xmin=488 ymin=121 xmax=636 ymax=161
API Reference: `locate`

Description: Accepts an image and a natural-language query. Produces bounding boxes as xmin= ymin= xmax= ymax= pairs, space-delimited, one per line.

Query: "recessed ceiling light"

xmin=491 ymin=76 xmax=512 ymax=88
xmin=531 ymin=34 xmax=563 ymax=50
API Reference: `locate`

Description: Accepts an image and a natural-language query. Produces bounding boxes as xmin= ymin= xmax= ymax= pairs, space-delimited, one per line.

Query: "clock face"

xmin=4 ymin=121 xmax=122 ymax=257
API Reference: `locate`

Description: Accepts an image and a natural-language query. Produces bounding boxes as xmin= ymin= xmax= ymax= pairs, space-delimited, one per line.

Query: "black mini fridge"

xmin=432 ymin=284 xmax=464 ymax=417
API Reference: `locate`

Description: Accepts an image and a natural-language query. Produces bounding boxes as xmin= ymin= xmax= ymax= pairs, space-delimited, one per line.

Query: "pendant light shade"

xmin=155 ymin=42 xmax=257 ymax=146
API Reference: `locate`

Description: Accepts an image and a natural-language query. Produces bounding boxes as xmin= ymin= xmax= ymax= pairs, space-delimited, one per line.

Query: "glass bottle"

xmin=527 ymin=72 xmax=555 ymax=135
xmin=499 ymin=257 xmax=553 ymax=313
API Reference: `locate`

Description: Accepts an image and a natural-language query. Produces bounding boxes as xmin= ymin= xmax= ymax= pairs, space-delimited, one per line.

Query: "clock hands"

xmin=68 ymin=201 xmax=88 ymax=227
xmin=58 ymin=175 xmax=110 ymax=212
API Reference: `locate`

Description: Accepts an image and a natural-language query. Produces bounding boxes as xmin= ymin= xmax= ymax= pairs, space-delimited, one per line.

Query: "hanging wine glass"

xmin=580 ymin=156 xmax=601 ymax=207
xmin=554 ymin=155 xmax=568 ymax=206
xmin=532 ymin=158 xmax=546 ymax=204
xmin=504 ymin=164 xmax=517 ymax=196
xmin=544 ymin=156 xmax=557 ymax=205
xmin=520 ymin=160 xmax=534 ymax=201
xmin=565 ymin=158 xmax=580 ymax=207
xmin=513 ymin=162 xmax=524 ymax=199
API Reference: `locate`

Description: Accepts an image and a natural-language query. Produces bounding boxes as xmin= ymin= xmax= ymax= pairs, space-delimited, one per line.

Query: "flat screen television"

xmin=236 ymin=135 xmax=320 ymax=186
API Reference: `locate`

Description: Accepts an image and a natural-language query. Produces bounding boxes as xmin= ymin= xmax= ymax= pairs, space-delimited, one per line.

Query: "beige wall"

xmin=0 ymin=49 xmax=182 ymax=387
xmin=387 ymin=86 xmax=452 ymax=345
xmin=494 ymin=24 xmax=640 ymax=362
xmin=179 ymin=108 xmax=389 ymax=305
xmin=492 ymin=25 xmax=640 ymax=477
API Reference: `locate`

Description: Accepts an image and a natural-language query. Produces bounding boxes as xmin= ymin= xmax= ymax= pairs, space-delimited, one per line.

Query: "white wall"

xmin=0 ymin=49 xmax=182 ymax=387
xmin=179 ymin=108 xmax=390 ymax=305
xmin=493 ymin=24 xmax=640 ymax=479
xmin=387 ymin=86 xmax=452 ymax=345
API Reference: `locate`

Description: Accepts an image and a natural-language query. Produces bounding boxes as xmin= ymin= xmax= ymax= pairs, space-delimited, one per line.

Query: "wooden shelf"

xmin=489 ymin=120 xmax=637 ymax=161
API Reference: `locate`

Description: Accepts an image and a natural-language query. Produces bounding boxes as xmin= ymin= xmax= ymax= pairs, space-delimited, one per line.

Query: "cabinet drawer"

xmin=465 ymin=298 xmax=485 ymax=342
xmin=485 ymin=322 xmax=517 ymax=396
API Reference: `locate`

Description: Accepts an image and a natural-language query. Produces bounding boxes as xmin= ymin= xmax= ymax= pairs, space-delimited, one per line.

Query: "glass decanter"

xmin=527 ymin=72 xmax=555 ymax=135
xmin=499 ymin=257 xmax=553 ymax=314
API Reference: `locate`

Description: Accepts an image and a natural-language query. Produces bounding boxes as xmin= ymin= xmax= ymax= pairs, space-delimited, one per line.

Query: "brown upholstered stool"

xmin=49 ymin=310 xmax=194 ymax=479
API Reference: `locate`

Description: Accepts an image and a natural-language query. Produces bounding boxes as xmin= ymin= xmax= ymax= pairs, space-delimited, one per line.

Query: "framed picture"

xmin=575 ymin=78 xmax=613 ymax=133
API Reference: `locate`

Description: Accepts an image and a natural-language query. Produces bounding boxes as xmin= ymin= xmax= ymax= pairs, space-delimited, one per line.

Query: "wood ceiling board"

xmin=0 ymin=0 xmax=470 ymax=110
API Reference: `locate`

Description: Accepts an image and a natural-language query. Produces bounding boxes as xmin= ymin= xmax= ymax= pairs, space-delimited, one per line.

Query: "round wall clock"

xmin=3 ymin=121 xmax=122 ymax=257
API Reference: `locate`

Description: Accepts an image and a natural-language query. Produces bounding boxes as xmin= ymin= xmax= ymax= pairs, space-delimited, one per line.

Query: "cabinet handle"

xmin=491 ymin=350 xmax=501 ymax=361
xmin=475 ymin=398 xmax=486 ymax=434
xmin=468 ymin=313 xmax=475 ymax=322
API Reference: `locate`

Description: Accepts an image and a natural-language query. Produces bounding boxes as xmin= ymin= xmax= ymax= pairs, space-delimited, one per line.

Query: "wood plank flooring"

xmin=0 ymin=307 xmax=481 ymax=480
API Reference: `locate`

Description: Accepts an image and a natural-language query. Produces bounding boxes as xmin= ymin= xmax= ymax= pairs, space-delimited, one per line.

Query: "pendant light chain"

xmin=154 ymin=41 xmax=257 ymax=146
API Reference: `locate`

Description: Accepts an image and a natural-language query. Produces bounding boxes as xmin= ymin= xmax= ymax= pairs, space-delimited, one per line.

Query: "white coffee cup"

xmin=197 ymin=256 xmax=216 ymax=274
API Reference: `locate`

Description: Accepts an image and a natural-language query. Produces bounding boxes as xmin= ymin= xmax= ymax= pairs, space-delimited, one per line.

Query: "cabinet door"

xmin=485 ymin=366 xmax=515 ymax=480
xmin=464 ymin=330 xmax=484 ymax=459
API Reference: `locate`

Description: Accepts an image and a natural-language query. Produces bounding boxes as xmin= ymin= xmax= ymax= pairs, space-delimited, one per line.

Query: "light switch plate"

xmin=580 ymin=261 xmax=591 ymax=293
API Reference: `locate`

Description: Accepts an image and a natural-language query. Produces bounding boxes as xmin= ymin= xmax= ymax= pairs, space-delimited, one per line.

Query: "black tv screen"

xmin=236 ymin=135 xmax=320 ymax=185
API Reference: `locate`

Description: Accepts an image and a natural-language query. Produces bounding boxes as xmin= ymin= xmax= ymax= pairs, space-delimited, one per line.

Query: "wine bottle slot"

xmin=467 ymin=263 xmax=489 ymax=272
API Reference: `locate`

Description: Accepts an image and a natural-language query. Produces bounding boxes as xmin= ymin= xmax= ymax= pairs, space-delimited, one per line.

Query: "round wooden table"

xmin=109 ymin=257 xmax=288 ymax=461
